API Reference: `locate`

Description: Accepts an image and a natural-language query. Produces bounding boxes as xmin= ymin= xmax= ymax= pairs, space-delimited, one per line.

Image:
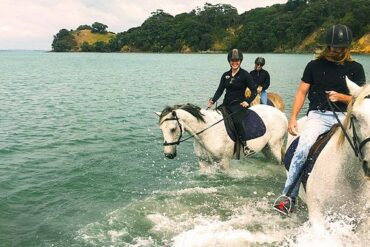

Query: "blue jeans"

xmin=282 ymin=110 xmax=345 ymax=198
xmin=260 ymin=90 xmax=268 ymax=104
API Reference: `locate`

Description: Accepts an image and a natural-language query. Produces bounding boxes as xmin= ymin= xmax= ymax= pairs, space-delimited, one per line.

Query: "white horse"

xmin=288 ymin=78 xmax=370 ymax=228
xmin=156 ymin=103 xmax=288 ymax=170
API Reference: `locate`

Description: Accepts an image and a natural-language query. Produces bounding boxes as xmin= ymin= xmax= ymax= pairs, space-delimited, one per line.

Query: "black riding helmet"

xmin=325 ymin=24 xmax=352 ymax=48
xmin=227 ymin=49 xmax=243 ymax=62
xmin=255 ymin=57 xmax=265 ymax=66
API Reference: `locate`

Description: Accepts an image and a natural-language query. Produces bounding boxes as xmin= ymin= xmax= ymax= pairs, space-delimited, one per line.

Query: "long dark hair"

xmin=315 ymin=46 xmax=353 ymax=65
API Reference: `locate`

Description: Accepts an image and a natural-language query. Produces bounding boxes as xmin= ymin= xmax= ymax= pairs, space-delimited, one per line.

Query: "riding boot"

xmin=241 ymin=140 xmax=255 ymax=157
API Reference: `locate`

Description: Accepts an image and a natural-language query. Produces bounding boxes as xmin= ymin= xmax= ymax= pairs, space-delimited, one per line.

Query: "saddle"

xmin=283 ymin=124 xmax=339 ymax=189
xmin=218 ymin=105 xmax=266 ymax=159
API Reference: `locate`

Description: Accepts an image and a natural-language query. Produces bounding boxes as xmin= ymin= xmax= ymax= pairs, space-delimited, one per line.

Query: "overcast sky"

xmin=0 ymin=0 xmax=287 ymax=50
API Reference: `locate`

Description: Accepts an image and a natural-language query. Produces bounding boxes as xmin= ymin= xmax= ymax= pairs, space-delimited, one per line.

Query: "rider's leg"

xmin=260 ymin=90 xmax=268 ymax=104
xmin=282 ymin=110 xmax=343 ymax=199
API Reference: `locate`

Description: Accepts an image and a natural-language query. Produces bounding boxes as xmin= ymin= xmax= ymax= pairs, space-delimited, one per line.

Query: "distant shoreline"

xmin=1 ymin=50 xmax=369 ymax=55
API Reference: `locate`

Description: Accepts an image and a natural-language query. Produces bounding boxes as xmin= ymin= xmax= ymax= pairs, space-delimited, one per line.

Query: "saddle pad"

xmin=220 ymin=107 xmax=266 ymax=142
xmin=283 ymin=125 xmax=338 ymax=189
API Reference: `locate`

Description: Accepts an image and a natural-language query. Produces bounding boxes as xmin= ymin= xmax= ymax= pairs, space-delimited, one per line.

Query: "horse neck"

xmin=327 ymin=131 xmax=363 ymax=181
xmin=176 ymin=109 xmax=222 ymax=135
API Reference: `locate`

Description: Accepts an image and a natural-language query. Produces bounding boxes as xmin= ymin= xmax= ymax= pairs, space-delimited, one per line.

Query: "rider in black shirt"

xmin=303 ymin=58 xmax=365 ymax=113
xmin=209 ymin=50 xmax=257 ymax=108
xmin=273 ymin=25 xmax=366 ymax=216
xmin=208 ymin=49 xmax=258 ymax=154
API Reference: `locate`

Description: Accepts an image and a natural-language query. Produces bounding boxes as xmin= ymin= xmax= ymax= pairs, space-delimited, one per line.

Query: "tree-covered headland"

xmin=52 ymin=0 xmax=370 ymax=53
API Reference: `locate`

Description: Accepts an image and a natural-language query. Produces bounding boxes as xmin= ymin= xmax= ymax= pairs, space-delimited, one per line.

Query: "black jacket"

xmin=250 ymin=69 xmax=270 ymax=90
xmin=212 ymin=68 xmax=257 ymax=106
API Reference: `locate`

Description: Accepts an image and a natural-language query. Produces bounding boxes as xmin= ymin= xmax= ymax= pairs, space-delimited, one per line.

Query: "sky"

xmin=0 ymin=0 xmax=287 ymax=50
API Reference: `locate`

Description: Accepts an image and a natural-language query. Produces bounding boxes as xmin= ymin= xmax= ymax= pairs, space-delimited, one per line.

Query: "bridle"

xmin=327 ymin=95 xmax=370 ymax=171
xmin=161 ymin=110 xmax=224 ymax=146
xmin=161 ymin=112 xmax=183 ymax=146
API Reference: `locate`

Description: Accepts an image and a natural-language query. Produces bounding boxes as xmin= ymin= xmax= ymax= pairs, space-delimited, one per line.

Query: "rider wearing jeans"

xmin=273 ymin=24 xmax=366 ymax=215
xmin=250 ymin=57 xmax=270 ymax=105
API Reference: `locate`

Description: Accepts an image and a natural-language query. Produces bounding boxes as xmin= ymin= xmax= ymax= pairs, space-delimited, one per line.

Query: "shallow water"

xmin=0 ymin=51 xmax=369 ymax=246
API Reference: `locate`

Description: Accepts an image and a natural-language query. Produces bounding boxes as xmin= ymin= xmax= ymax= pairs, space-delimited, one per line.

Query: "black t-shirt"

xmin=302 ymin=58 xmax=366 ymax=112
xmin=250 ymin=69 xmax=270 ymax=90
xmin=212 ymin=68 xmax=257 ymax=106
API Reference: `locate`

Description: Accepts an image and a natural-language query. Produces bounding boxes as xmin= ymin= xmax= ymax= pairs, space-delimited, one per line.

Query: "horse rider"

xmin=250 ymin=57 xmax=270 ymax=105
xmin=207 ymin=49 xmax=258 ymax=155
xmin=273 ymin=24 xmax=366 ymax=215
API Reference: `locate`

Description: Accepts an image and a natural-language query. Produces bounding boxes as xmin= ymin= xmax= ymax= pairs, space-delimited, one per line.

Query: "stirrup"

xmin=273 ymin=195 xmax=293 ymax=216
xmin=243 ymin=145 xmax=256 ymax=157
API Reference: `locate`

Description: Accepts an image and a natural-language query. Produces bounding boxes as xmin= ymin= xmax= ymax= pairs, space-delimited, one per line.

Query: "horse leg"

xmin=199 ymin=160 xmax=212 ymax=173
xmin=263 ymin=138 xmax=284 ymax=163
xmin=219 ymin=158 xmax=230 ymax=170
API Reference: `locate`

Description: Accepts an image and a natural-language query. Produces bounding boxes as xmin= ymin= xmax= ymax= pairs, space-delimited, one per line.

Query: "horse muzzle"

xmin=165 ymin=151 xmax=177 ymax=159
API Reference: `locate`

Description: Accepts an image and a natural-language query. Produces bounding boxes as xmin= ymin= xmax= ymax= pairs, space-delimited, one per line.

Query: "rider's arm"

xmin=245 ymin=72 xmax=258 ymax=104
xmin=326 ymin=91 xmax=352 ymax=103
xmin=327 ymin=63 xmax=366 ymax=103
xmin=211 ymin=74 xmax=226 ymax=103
xmin=289 ymin=81 xmax=310 ymax=135
xmin=262 ymin=71 xmax=270 ymax=90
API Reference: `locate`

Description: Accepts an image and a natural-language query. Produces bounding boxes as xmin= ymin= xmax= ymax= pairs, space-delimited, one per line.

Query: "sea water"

xmin=0 ymin=51 xmax=369 ymax=246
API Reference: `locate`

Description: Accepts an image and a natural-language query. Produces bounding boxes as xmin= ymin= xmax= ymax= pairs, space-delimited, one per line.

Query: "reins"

xmin=326 ymin=95 xmax=370 ymax=162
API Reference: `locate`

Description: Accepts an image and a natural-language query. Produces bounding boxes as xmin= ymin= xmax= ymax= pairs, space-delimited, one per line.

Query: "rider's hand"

xmin=325 ymin=91 xmax=341 ymax=102
xmin=288 ymin=117 xmax=298 ymax=136
xmin=326 ymin=90 xmax=352 ymax=103
xmin=240 ymin=101 xmax=249 ymax=108
xmin=207 ymin=99 xmax=214 ymax=108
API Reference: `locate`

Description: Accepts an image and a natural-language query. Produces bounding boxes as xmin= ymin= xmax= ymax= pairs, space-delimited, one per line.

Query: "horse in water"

xmin=245 ymin=89 xmax=285 ymax=112
xmin=156 ymin=103 xmax=288 ymax=170
xmin=287 ymin=78 xmax=370 ymax=229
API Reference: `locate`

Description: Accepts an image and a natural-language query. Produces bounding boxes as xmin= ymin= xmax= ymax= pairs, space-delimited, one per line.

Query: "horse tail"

xmin=267 ymin=92 xmax=285 ymax=112
xmin=245 ymin=89 xmax=285 ymax=112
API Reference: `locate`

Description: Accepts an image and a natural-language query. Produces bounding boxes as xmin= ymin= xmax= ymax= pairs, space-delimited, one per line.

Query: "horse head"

xmin=156 ymin=104 xmax=205 ymax=159
xmin=156 ymin=107 xmax=182 ymax=159
xmin=346 ymin=77 xmax=370 ymax=178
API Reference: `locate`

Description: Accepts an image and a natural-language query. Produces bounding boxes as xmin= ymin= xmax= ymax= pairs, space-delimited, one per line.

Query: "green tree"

xmin=81 ymin=42 xmax=93 ymax=52
xmin=91 ymin=22 xmax=108 ymax=33
xmin=93 ymin=41 xmax=110 ymax=52
xmin=52 ymin=29 xmax=76 ymax=52
xmin=77 ymin=25 xmax=92 ymax=31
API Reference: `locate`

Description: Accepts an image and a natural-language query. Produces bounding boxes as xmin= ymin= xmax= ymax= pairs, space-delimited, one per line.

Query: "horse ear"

xmin=346 ymin=76 xmax=361 ymax=98
xmin=154 ymin=112 xmax=161 ymax=117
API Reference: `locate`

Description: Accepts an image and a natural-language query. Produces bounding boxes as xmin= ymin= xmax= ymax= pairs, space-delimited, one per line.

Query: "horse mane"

xmin=159 ymin=103 xmax=205 ymax=123
xmin=338 ymin=84 xmax=370 ymax=145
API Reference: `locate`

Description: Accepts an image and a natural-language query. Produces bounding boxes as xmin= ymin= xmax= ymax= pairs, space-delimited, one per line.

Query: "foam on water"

xmin=288 ymin=214 xmax=370 ymax=247
xmin=74 ymin=168 xmax=370 ymax=247
xmin=75 ymin=188 xmax=305 ymax=246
